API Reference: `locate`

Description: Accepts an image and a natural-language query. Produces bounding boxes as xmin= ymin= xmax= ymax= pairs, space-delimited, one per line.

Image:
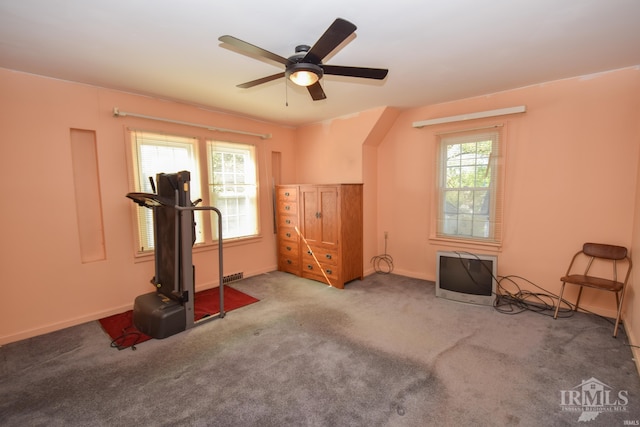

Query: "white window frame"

xmin=127 ymin=129 xmax=261 ymax=255
xmin=206 ymin=140 xmax=259 ymax=241
xmin=435 ymin=128 xmax=504 ymax=245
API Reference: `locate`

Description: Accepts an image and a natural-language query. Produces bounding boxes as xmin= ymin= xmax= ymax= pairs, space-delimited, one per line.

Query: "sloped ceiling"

xmin=1 ymin=0 xmax=639 ymax=126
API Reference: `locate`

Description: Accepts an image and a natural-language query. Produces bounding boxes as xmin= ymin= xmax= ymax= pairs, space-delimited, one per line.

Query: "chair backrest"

xmin=575 ymin=243 xmax=632 ymax=286
xmin=582 ymin=243 xmax=627 ymax=260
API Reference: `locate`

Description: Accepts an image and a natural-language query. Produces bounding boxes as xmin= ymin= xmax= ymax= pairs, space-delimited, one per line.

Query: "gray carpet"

xmin=1 ymin=271 xmax=639 ymax=426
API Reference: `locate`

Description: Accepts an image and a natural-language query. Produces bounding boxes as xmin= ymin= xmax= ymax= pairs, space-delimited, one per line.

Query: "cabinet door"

xmin=300 ymin=186 xmax=338 ymax=247
xmin=300 ymin=186 xmax=319 ymax=243
xmin=318 ymin=187 xmax=338 ymax=246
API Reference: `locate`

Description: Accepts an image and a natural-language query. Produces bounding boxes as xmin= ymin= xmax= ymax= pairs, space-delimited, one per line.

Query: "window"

xmin=436 ymin=129 xmax=503 ymax=244
xmin=128 ymin=130 xmax=260 ymax=254
xmin=207 ymin=141 xmax=259 ymax=240
xmin=131 ymin=131 xmax=203 ymax=251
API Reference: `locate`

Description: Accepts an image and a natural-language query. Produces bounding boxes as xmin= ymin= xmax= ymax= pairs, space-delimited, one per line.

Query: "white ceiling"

xmin=1 ymin=0 xmax=639 ymax=127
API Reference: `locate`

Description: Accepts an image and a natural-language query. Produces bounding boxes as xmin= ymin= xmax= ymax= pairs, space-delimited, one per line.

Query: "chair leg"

xmin=574 ymin=287 xmax=584 ymax=312
xmin=554 ymin=282 xmax=567 ymax=319
xmin=613 ymin=290 xmax=625 ymax=338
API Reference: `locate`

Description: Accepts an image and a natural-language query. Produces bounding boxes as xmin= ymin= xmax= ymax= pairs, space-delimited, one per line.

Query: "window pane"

xmin=444 ymin=190 xmax=459 ymax=213
xmin=447 ymin=145 xmax=461 ymax=167
xmin=476 ymin=165 xmax=489 ymax=187
xmin=474 ymin=190 xmax=489 ymax=214
xmin=131 ymin=131 xmax=203 ymax=252
xmin=460 ymin=166 xmax=476 ymax=187
xmin=207 ymin=141 xmax=259 ymax=240
xmin=457 ymin=214 xmax=473 ymax=236
xmin=446 ymin=167 xmax=461 ymax=188
xmin=472 ymin=215 xmax=489 ymax=238
xmin=436 ymin=131 xmax=501 ymax=242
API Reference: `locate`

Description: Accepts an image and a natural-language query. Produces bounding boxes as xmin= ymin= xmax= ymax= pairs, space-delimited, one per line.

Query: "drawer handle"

xmin=287 ymin=259 xmax=292 ymax=264
xmin=326 ymin=269 xmax=332 ymax=275
xmin=285 ymin=192 xmax=290 ymax=196
xmin=285 ymin=205 xmax=291 ymax=211
xmin=325 ymin=254 xmax=332 ymax=260
xmin=285 ymin=219 xmax=291 ymax=224
xmin=286 ymin=246 xmax=292 ymax=251
xmin=285 ymin=232 xmax=291 ymax=238
xmin=307 ymin=264 xmax=314 ymax=270
xmin=307 ymin=250 xmax=313 ymax=255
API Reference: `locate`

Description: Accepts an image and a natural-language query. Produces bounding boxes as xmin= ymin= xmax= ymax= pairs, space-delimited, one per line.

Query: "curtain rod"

xmin=412 ymin=105 xmax=526 ymax=128
xmin=436 ymin=124 xmax=503 ymax=136
xmin=112 ymin=107 xmax=272 ymax=140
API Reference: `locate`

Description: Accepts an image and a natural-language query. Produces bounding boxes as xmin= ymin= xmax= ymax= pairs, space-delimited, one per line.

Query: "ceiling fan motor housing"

xmin=286 ymin=45 xmax=323 ymax=83
xmin=295 ymin=45 xmax=311 ymax=54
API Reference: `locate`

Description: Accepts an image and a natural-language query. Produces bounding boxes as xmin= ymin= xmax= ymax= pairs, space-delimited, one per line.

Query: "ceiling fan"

xmin=218 ymin=18 xmax=389 ymax=101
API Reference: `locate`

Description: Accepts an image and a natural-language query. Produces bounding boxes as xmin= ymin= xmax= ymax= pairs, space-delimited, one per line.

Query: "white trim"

xmin=113 ymin=107 xmax=272 ymax=140
xmin=412 ymin=106 xmax=526 ymax=128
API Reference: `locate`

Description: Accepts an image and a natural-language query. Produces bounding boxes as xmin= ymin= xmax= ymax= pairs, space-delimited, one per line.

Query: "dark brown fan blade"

xmin=307 ymin=82 xmax=326 ymax=101
xmin=237 ymin=73 xmax=285 ymax=88
xmin=322 ymin=65 xmax=388 ymax=80
xmin=304 ymin=18 xmax=357 ymax=64
xmin=219 ymin=35 xmax=290 ymax=65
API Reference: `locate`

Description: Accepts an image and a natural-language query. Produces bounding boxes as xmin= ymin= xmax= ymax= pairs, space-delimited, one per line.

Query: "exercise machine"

xmin=126 ymin=170 xmax=224 ymax=339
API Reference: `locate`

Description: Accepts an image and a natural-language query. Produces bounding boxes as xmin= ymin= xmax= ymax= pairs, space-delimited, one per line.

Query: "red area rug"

xmin=99 ymin=285 xmax=259 ymax=350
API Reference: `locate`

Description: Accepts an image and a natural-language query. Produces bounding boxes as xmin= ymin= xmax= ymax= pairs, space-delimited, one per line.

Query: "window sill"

xmin=195 ymin=234 xmax=264 ymax=252
xmin=429 ymin=236 xmax=502 ymax=253
xmin=132 ymin=234 xmax=264 ymax=263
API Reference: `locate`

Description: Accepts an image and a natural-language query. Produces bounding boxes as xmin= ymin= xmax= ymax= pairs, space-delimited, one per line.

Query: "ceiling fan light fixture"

xmin=286 ymin=63 xmax=323 ymax=87
xmin=221 ymin=18 xmax=387 ymax=101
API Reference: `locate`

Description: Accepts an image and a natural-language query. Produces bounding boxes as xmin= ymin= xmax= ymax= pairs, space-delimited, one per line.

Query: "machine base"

xmin=133 ymin=292 xmax=186 ymax=339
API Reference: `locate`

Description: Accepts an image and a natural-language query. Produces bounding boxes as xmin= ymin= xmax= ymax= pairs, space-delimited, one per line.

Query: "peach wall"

xmin=377 ymin=67 xmax=640 ymax=319
xmin=0 ymin=68 xmax=295 ymax=344
xmin=294 ymin=107 xmax=392 ymax=184
xmin=294 ymin=107 xmax=399 ymax=275
xmin=625 ymin=107 xmax=640 ymax=369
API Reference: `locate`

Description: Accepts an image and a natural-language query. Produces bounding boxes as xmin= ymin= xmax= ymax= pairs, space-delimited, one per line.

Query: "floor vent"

xmin=222 ymin=272 xmax=244 ymax=284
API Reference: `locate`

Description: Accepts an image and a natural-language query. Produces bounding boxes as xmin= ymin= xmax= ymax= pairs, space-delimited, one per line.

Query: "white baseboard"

xmin=0 ymin=303 xmax=133 ymax=346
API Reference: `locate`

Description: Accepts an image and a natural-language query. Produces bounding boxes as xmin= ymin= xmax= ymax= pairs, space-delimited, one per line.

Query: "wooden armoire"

xmin=276 ymin=184 xmax=363 ymax=289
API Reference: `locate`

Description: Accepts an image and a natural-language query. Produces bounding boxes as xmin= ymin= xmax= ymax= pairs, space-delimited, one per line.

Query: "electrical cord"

xmin=110 ymin=326 xmax=142 ymax=351
xmin=495 ymin=273 xmax=625 ymax=333
xmin=371 ymin=232 xmax=394 ymax=274
xmin=449 ymin=251 xmax=586 ymax=319
xmin=495 ymin=273 xmax=637 ymax=349
xmin=494 ymin=275 xmax=574 ymax=318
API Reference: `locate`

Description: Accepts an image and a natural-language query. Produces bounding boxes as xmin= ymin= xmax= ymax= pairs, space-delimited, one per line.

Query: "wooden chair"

xmin=554 ymin=243 xmax=632 ymax=337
